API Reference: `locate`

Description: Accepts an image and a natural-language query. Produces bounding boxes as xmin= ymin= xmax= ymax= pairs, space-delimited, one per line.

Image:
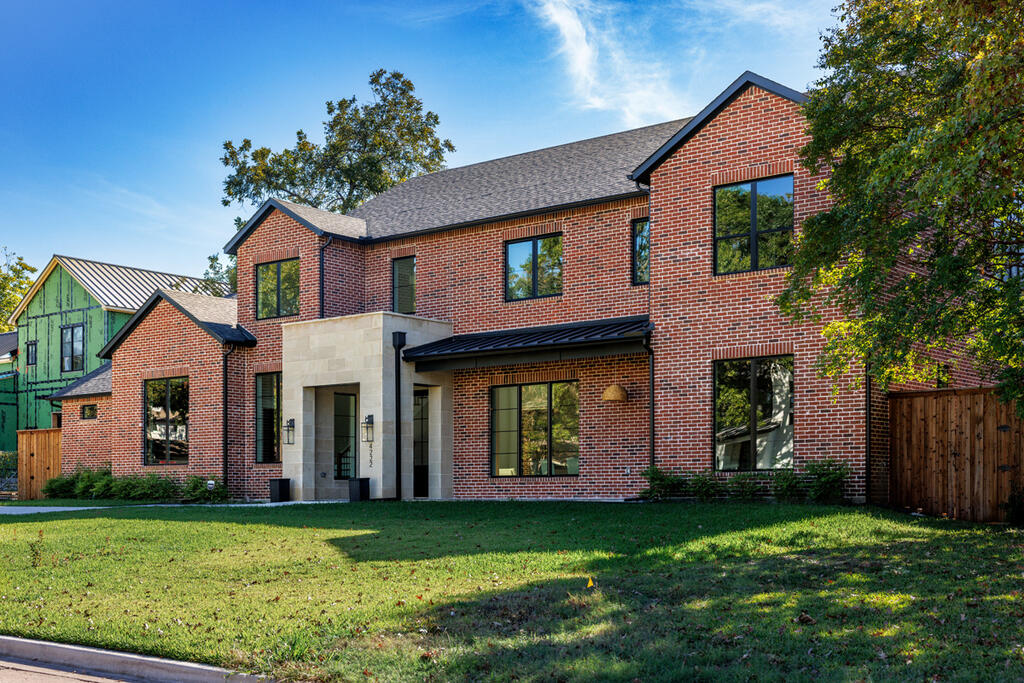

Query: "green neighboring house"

xmin=0 ymin=332 xmax=17 ymax=451
xmin=5 ymin=255 xmax=209 ymax=435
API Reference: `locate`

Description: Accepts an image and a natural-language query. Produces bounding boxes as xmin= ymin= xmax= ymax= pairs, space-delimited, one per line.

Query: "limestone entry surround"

xmin=280 ymin=312 xmax=454 ymax=501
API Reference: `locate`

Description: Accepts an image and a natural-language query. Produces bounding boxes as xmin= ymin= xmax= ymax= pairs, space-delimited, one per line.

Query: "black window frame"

xmin=713 ymin=173 xmax=794 ymax=275
xmin=631 ymin=217 xmax=651 ymax=285
xmin=391 ymin=255 xmax=417 ymax=315
xmin=712 ymin=354 xmax=794 ymax=472
xmin=25 ymin=341 xmax=37 ymax=366
xmin=80 ymin=404 xmax=98 ymax=420
xmin=60 ymin=324 xmax=84 ymax=373
xmin=255 ymin=371 xmax=282 ymax=464
xmin=489 ymin=380 xmax=579 ymax=478
xmin=143 ymin=376 xmax=189 ymax=466
xmin=503 ymin=233 xmax=564 ymax=302
xmin=255 ymin=257 xmax=300 ymax=320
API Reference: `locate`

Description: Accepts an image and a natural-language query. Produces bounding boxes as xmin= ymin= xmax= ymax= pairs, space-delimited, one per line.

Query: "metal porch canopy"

xmin=402 ymin=315 xmax=652 ymax=372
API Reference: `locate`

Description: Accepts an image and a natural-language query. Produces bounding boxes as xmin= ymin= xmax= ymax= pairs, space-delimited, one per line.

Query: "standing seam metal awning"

xmin=403 ymin=315 xmax=652 ymax=371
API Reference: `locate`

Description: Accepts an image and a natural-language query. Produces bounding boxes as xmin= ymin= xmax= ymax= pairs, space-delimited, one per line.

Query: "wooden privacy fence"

xmin=889 ymin=388 xmax=1022 ymax=522
xmin=17 ymin=428 xmax=61 ymax=501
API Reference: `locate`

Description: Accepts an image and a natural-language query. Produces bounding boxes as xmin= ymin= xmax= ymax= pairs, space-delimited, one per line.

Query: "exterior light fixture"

xmin=361 ymin=414 xmax=374 ymax=443
xmin=283 ymin=418 xmax=296 ymax=445
xmin=206 ymin=480 xmax=216 ymax=491
xmin=601 ymin=384 xmax=628 ymax=402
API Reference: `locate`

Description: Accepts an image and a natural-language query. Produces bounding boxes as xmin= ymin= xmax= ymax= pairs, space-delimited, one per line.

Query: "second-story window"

xmin=714 ymin=174 xmax=794 ymax=274
xmin=392 ymin=256 xmax=416 ymax=314
xmin=505 ymin=234 xmax=562 ymax=301
xmin=256 ymin=258 xmax=300 ymax=319
xmin=25 ymin=341 xmax=37 ymax=366
xmin=632 ymin=218 xmax=650 ymax=284
xmin=61 ymin=324 xmax=84 ymax=372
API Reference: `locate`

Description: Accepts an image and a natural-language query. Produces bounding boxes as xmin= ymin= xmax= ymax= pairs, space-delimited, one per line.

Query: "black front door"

xmin=413 ymin=390 xmax=429 ymax=498
xmin=334 ymin=393 xmax=356 ymax=480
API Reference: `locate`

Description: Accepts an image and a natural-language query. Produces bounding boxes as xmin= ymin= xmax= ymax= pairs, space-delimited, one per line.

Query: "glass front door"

xmin=413 ymin=390 xmax=429 ymax=498
xmin=334 ymin=393 xmax=356 ymax=480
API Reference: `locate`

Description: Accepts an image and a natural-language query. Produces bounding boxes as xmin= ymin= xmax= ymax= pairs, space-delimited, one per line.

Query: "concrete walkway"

xmin=0 ymin=499 xmax=348 ymax=515
xmin=0 ymin=506 xmax=105 ymax=515
xmin=0 ymin=656 xmax=135 ymax=682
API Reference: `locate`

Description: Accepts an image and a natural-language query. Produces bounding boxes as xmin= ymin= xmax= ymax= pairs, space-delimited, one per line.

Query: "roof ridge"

xmin=54 ymin=254 xmax=206 ymax=283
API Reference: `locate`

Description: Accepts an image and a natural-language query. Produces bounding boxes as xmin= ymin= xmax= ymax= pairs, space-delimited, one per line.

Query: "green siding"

xmin=13 ymin=265 xmax=117 ymax=431
xmin=0 ymin=359 xmax=15 ymax=451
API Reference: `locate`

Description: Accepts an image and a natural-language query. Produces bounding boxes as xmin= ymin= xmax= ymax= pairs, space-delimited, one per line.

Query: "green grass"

xmin=0 ymin=502 xmax=1021 ymax=682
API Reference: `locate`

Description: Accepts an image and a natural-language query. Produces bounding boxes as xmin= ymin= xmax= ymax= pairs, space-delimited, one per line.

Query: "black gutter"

xmin=222 ymin=345 xmax=236 ymax=486
xmin=864 ymin=365 xmax=872 ymax=504
xmin=318 ymin=235 xmax=334 ymax=318
xmin=643 ymin=332 xmax=655 ymax=468
xmin=392 ymin=331 xmax=407 ymax=500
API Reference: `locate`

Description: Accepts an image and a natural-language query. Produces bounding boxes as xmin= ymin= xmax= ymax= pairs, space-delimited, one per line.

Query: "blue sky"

xmin=0 ymin=0 xmax=837 ymax=277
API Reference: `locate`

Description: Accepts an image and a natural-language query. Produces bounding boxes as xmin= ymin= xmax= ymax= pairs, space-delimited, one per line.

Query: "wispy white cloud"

xmin=529 ymin=0 xmax=695 ymax=127
xmin=684 ymin=0 xmax=829 ymax=33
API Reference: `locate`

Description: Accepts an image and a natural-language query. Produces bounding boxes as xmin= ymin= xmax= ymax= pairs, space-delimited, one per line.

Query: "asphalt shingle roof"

xmin=48 ymin=363 xmax=111 ymax=400
xmin=349 ymin=119 xmax=688 ymax=239
xmin=56 ymin=255 xmax=217 ymax=311
xmin=0 ymin=331 xmax=16 ymax=357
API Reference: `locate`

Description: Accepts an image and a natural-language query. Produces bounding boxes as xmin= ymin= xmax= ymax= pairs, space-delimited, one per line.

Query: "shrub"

xmin=0 ymin=451 xmax=16 ymax=478
xmin=73 ymin=469 xmax=112 ymax=498
xmin=772 ymin=469 xmax=804 ymax=502
xmin=135 ymin=474 xmax=180 ymax=501
xmin=728 ymin=472 xmax=761 ymax=501
xmin=689 ymin=471 xmax=724 ymax=502
xmin=89 ymin=470 xmax=116 ymax=499
xmin=805 ymin=458 xmax=851 ymax=503
xmin=181 ymin=476 xmax=229 ymax=503
xmin=639 ymin=467 xmax=688 ymax=500
xmin=42 ymin=474 xmax=76 ymax=498
xmin=110 ymin=475 xmax=142 ymax=500
xmin=1001 ymin=482 xmax=1024 ymax=526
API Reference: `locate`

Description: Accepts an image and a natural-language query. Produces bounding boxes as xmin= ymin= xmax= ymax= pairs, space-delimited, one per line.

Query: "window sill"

xmin=489 ymin=474 xmax=580 ymax=479
xmin=712 ymin=265 xmax=792 ymax=278
xmin=143 ymin=463 xmax=189 ymax=468
xmin=503 ymin=293 xmax=563 ymax=304
xmin=254 ymin=314 xmax=301 ymax=322
xmin=254 ymin=461 xmax=282 ymax=467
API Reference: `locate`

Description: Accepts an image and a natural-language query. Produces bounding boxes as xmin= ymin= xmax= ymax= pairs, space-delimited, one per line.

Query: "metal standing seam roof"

xmin=403 ymin=316 xmax=652 ymax=362
xmin=54 ymin=255 xmax=218 ymax=311
xmin=0 ymin=331 xmax=16 ymax=357
xmin=48 ymin=363 xmax=112 ymax=400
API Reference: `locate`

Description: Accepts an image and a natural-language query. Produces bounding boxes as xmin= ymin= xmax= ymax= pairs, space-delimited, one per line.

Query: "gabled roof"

xmin=404 ymin=315 xmax=652 ymax=371
xmin=0 ymin=331 xmax=16 ymax=358
xmin=99 ymin=289 xmax=256 ymax=359
xmin=348 ymin=119 xmax=688 ymax=240
xmin=7 ymin=255 xmax=216 ymax=325
xmin=629 ymin=71 xmax=808 ymax=184
xmin=48 ymin=363 xmax=111 ymax=400
xmin=224 ymin=198 xmax=368 ymax=255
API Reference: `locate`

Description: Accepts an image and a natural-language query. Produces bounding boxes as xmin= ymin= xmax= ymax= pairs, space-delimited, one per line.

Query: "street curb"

xmin=0 ymin=635 xmax=268 ymax=682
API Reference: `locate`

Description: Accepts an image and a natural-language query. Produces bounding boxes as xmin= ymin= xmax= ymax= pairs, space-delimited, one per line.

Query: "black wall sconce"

xmin=283 ymin=418 xmax=296 ymax=445
xmin=361 ymin=414 xmax=374 ymax=443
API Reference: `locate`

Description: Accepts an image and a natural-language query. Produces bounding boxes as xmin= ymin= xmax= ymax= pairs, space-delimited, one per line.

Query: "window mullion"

xmin=749 ymin=359 xmax=758 ymax=471
xmin=517 ymin=385 xmax=523 ymax=476
xmin=531 ymin=239 xmax=538 ymax=297
xmin=750 ymin=181 xmax=759 ymax=271
xmin=276 ymin=262 xmax=282 ymax=317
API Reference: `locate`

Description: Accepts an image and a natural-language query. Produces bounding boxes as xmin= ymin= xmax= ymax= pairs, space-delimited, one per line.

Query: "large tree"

xmin=0 ymin=248 xmax=36 ymax=333
xmin=206 ymin=69 xmax=454 ymax=293
xmin=779 ymin=0 xmax=1024 ymax=407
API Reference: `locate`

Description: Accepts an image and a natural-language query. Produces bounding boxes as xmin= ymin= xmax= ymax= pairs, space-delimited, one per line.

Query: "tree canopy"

xmin=0 ymin=248 xmax=37 ymax=332
xmin=779 ymin=0 xmax=1024 ymax=407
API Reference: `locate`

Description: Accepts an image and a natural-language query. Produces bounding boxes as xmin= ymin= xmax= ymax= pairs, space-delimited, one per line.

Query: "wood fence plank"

xmin=16 ymin=429 xmax=61 ymax=501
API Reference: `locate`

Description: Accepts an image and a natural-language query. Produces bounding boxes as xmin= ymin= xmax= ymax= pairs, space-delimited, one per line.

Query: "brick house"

xmin=58 ymin=71 xmax=977 ymax=502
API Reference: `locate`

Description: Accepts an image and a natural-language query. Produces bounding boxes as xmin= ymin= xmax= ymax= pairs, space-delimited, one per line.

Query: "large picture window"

xmin=256 ymin=258 xmax=300 ymax=319
xmin=61 ymin=324 xmax=84 ymax=372
xmin=255 ymin=372 xmax=281 ymax=464
xmin=145 ymin=376 xmax=189 ymax=465
xmin=632 ymin=218 xmax=650 ymax=284
xmin=505 ymin=234 xmax=563 ymax=301
xmin=491 ymin=381 xmax=579 ymax=476
xmin=714 ymin=175 xmax=793 ymax=274
xmin=714 ymin=356 xmax=793 ymax=471
xmin=392 ymin=256 xmax=416 ymax=314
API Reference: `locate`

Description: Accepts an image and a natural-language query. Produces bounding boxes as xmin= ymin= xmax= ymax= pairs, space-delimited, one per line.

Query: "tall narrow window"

xmin=714 ymin=356 xmax=793 ymax=471
xmin=490 ymin=381 xmax=579 ymax=476
xmin=392 ymin=256 xmax=416 ymax=314
xmin=714 ymin=175 xmax=794 ymax=274
xmin=60 ymin=325 xmax=84 ymax=372
xmin=255 ymin=372 xmax=281 ymax=463
xmin=145 ymin=376 xmax=189 ymax=465
xmin=25 ymin=341 xmax=37 ymax=366
xmin=505 ymin=234 xmax=563 ymax=300
xmin=256 ymin=258 xmax=300 ymax=319
xmin=632 ymin=218 xmax=650 ymax=284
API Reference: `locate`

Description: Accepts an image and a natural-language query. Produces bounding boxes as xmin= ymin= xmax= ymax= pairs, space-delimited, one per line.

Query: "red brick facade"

xmin=57 ymin=80 xmax=983 ymax=501
xmin=59 ymin=395 xmax=112 ymax=474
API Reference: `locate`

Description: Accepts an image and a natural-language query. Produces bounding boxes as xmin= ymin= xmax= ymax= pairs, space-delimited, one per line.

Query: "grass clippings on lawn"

xmin=0 ymin=502 xmax=1021 ymax=682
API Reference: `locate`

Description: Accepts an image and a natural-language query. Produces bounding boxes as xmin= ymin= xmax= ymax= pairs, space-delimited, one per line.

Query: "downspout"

xmin=318 ymin=236 xmax=334 ymax=319
xmin=643 ymin=331 xmax=655 ymax=469
xmin=222 ymin=345 xmax=235 ymax=487
xmin=392 ymin=331 xmax=407 ymax=500
xmin=864 ymin=364 xmax=872 ymax=504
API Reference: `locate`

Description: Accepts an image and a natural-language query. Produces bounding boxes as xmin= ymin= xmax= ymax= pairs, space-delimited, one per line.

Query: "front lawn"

xmin=0 ymin=502 xmax=1021 ymax=681
xmin=0 ymin=498 xmax=149 ymax=507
